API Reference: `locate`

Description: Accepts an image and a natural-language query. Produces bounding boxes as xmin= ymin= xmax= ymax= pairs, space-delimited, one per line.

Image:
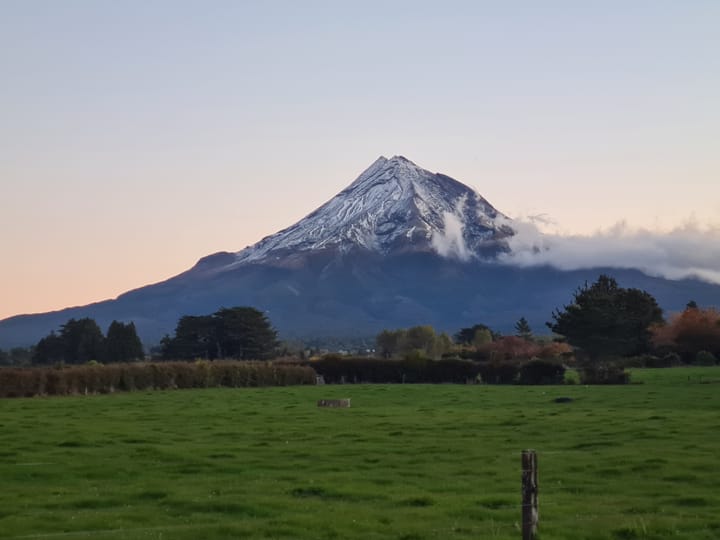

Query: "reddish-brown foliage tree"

xmin=536 ymin=341 xmax=574 ymax=359
xmin=477 ymin=336 xmax=535 ymax=360
xmin=651 ymin=307 xmax=720 ymax=361
xmin=477 ymin=336 xmax=573 ymax=361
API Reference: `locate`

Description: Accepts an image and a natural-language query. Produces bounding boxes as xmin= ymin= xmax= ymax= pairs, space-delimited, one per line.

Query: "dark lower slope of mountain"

xmin=2 ymin=250 xmax=719 ymax=348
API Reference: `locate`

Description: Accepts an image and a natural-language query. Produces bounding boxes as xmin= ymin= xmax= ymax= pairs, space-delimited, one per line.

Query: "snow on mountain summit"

xmin=230 ymin=155 xmax=514 ymax=267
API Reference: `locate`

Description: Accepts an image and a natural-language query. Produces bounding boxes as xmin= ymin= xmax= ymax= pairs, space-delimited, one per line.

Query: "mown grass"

xmin=1 ymin=367 xmax=719 ymax=539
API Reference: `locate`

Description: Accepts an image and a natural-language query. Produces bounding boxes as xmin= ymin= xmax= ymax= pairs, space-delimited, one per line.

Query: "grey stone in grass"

xmin=317 ymin=398 xmax=351 ymax=408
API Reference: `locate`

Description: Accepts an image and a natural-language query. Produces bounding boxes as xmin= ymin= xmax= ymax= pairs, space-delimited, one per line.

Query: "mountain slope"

xmin=3 ymin=253 xmax=720 ymax=349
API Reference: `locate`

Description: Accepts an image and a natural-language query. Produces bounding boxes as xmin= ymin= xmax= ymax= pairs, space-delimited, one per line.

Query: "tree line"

xmin=546 ymin=274 xmax=720 ymax=365
xmin=33 ymin=319 xmax=144 ymax=364
xmin=371 ymin=274 xmax=720 ymax=382
xmin=1 ymin=306 xmax=279 ymax=366
xmin=25 ymin=306 xmax=279 ymax=365
xmin=159 ymin=307 xmax=277 ymax=360
xmin=4 ymin=274 xmax=719 ymax=368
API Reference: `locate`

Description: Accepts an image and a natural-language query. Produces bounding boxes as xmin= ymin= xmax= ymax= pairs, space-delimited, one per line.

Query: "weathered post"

xmin=521 ymin=449 xmax=538 ymax=540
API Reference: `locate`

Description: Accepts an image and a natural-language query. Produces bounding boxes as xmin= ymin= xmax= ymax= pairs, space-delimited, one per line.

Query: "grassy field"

xmin=1 ymin=367 xmax=719 ymax=540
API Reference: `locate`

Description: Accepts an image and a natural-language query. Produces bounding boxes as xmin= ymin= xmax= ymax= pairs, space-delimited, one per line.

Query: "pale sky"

xmin=1 ymin=1 xmax=719 ymax=320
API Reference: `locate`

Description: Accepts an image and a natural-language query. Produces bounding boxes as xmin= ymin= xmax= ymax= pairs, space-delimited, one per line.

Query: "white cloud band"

xmin=497 ymin=217 xmax=720 ymax=285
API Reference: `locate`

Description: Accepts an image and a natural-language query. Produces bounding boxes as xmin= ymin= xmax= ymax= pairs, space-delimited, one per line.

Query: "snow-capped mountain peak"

xmin=226 ymin=156 xmax=514 ymax=268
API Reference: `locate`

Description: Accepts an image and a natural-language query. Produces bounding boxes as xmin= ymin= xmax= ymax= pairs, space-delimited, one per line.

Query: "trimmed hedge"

xmin=477 ymin=361 xmax=521 ymax=384
xmin=0 ymin=361 xmax=317 ymax=398
xmin=579 ymin=364 xmax=631 ymax=385
xmin=518 ymin=359 xmax=566 ymax=385
xmin=312 ymin=356 xmax=570 ymax=385
xmin=312 ymin=356 xmax=481 ymax=384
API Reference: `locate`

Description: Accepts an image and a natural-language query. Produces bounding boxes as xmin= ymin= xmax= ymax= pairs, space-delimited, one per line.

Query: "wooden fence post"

xmin=521 ymin=449 xmax=538 ymax=540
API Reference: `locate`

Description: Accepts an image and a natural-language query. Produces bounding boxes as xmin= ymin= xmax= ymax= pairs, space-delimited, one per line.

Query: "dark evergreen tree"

xmin=34 ymin=332 xmax=65 ymax=364
xmin=547 ymin=275 xmax=663 ymax=360
xmin=59 ymin=318 xmax=105 ymax=363
xmin=105 ymin=321 xmax=144 ymax=362
xmin=214 ymin=307 xmax=278 ymax=360
xmin=33 ymin=318 xmax=106 ymax=364
xmin=514 ymin=317 xmax=532 ymax=340
xmin=161 ymin=307 xmax=278 ymax=360
xmin=161 ymin=315 xmax=217 ymax=359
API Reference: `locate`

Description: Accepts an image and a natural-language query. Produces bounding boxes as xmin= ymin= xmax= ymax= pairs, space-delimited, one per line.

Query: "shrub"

xmin=651 ymin=352 xmax=683 ymax=368
xmin=579 ymin=364 xmax=630 ymax=385
xmin=536 ymin=341 xmax=574 ymax=360
xmin=478 ymin=336 xmax=536 ymax=361
xmin=693 ymin=350 xmax=718 ymax=366
xmin=477 ymin=361 xmax=520 ymax=384
xmin=467 ymin=338 xmax=574 ymax=364
xmin=617 ymin=354 xmax=685 ymax=369
xmin=652 ymin=307 xmax=720 ymax=360
xmin=564 ymin=369 xmax=580 ymax=385
xmin=518 ymin=359 xmax=566 ymax=385
xmin=617 ymin=355 xmax=655 ymax=368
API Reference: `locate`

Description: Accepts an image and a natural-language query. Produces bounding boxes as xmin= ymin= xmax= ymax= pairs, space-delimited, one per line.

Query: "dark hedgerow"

xmin=518 ymin=359 xmax=566 ymax=385
xmin=579 ymin=363 xmax=631 ymax=385
xmin=311 ymin=356 xmax=573 ymax=385
xmin=477 ymin=361 xmax=520 ymax=384
xmin=311 ymin=356 xmax=481 ymax=384
xmin=0 ymin=361 xmax=316 ymax=398
xmin=617 ymin=353 xmax=684 ymax=368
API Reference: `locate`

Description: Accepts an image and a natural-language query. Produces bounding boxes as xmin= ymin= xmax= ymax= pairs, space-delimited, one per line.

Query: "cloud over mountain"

xmin=498 ymin=216 xmax=720 ymax=285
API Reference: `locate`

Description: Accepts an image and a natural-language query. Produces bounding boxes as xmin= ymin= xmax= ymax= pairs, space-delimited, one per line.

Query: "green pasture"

xmin=1 ymin=367 xmax=719 ymax=539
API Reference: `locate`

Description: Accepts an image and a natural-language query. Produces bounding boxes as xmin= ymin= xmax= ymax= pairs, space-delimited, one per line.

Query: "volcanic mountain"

xmin=1 ymin=156 xmax=720 ymax=348
xmin=197 ymin=155 xmax=514 ymax=271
